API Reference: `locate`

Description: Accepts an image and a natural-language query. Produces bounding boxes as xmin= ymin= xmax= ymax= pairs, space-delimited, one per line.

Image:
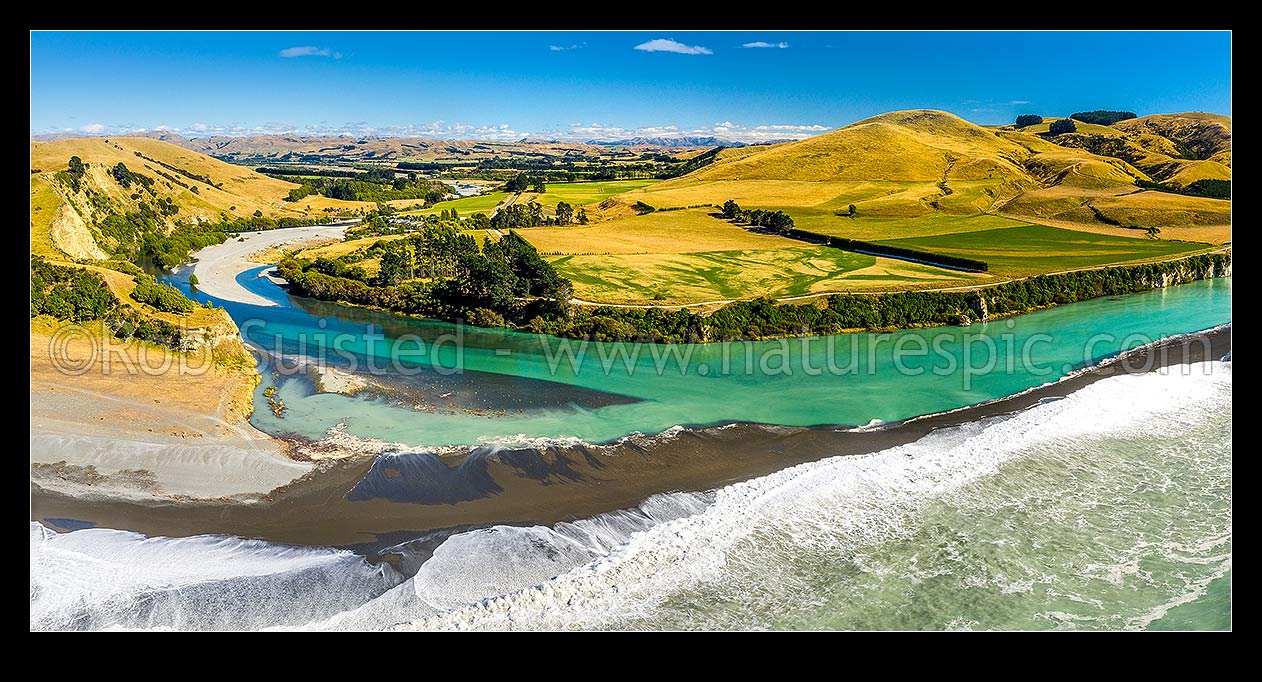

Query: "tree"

xmin=67 ymin=156 xmax=85 ymax=177
xmin=1070 ymin=110 xmax=1138 ymax=126
xmin=379 ymin=242 xmax=417 ymax=285
xmin=1145 ymin=226 xmax=1162 ymax=239
xmin=555 ymin=201 xmax=574 ymax=226
xmin=253 ymin=209 xmax=264 ymax=217
xmin=505 ymin=173 xmax=529 ymax=193
xmin=1048 ymin=118 xmax=1077 ymax=135
xmin=111 ymin=162 xmax=133 ymax=188
xmin=530 ymin=177 xmax=547 ymax=193
xmin=1015 ymin=114 xmax=1043 ymax=128
xmin=847 ymin=204 xmax=857 ymax=218
xmin=528 ymin=201 xmax=544 ymax=227
xmin=721 ymin=199 xmax=742 ymax=219
xmin=577 ymin=208 xmax=589 ymax=225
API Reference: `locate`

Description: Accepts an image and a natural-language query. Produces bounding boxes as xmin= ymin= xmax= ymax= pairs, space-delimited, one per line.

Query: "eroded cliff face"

xmin=49 ymin=202 xmax=108 ymax=260
xmin=965 ymin=251 xmax=1231 ymax=323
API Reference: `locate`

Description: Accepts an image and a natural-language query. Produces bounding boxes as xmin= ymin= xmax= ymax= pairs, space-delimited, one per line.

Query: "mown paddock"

xmin=874 ymin=224 xmax=1213 ymax=276
xmin=518 ymin=208 xmax=984 ymax=304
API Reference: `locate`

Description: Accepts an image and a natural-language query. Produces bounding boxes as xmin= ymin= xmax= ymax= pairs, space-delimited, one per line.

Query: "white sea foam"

xmin=30 ymin=362 xmax=1231 ymax=631
xmin=30 ymin=525 xmax=402 ymax=631
xmin=380 ymin=362 xmax=1230 ymax=631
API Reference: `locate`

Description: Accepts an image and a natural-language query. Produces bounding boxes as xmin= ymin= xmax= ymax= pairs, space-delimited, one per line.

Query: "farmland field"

xmin=520 ymin=208 xmax=803 ymax=255
xmin=526 ymin=179 xmax=660 ymax=206
xmin=550 ymin=247 xmax=986 ymax=305
xmin=517 ymin=208 xmax=985 ymax=304
xmin=781 ymin=211 xmax=1036 ymax=242
xmin=875 ymin=224 xmax=1212 ymax=276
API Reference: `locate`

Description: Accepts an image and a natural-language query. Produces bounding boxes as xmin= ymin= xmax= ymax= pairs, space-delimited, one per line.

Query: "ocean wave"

xmin=295 ymin=491 xmax=711 ymax=630
xmin=31 ymin=360 xmax=1231 ymax=631
xmin=30 ymin=524 xmax=402 ymax=631
xmin=378 ymin=361 xmax=1230 ymax=630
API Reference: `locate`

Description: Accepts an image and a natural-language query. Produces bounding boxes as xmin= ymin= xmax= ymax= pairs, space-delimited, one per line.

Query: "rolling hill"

xmin=620 ymin=109 xmax=1231 ymax=243
xmin=121 ymin=131 xmax=709 ymax=164
xmin=30 ymin=137 xmax=360 ymax=259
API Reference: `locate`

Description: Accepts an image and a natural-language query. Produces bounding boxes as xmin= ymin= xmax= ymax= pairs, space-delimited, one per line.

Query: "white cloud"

xmin=754 ymin=124 xmax=828 ymax=132
xmin=633 ymin=38 xmax=713 ymax=55
xmin=188 ymin=122 xmax=210 ymax=132
xmin=549 ymin=43 xmax=585 ymax=51
xmin=741 ymin=41 xmax=789 ymax=49
xmin=279 ymin=46 xmax=335 ymax=58
xmin=1008 ymin=100 xmax=1031 ymax=105
xmin=78 ymin=123 xmax=106 ymax=133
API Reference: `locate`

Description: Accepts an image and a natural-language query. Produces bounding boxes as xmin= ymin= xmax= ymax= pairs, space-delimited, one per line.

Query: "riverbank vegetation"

xmin=277 ymin=222 xmax=1230 ymax=343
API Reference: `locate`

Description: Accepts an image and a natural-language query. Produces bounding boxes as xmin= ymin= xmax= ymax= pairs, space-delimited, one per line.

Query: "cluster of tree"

xmin=141 ymin=225 xmax=230 ymax=270
xmin=110 ymin=162 xmax=155 ymax=191
xmin=1015 ymin=114 xmax=1044 ymax=128
xmin=104 ymin=306 xmax=186 ymax=349
xmin=1070 ymin=110 xmax=1138 ymax=126
xmin=130 ymin=274 xmax=195 ymax=313
xmin=30 ymin=257 xmax=117 ymax=321
xmin=55 ymin=156 xmax=87 ymax=192
xmin=285 ymin=173 xmax=452 ymax=203
xmin=720 ymin=200 xmax=796 ymax=232
xmin=662 ymin=146 xmax=725 ymax=179
xmin=481 ymin=202 xmax=587 ymax=230
xmin=30 ymin=257 xmax=191 ymax=350
xmin=785 ymin=228 xmax=989 ymax=272
xmin=131 ymin=150 xmax=222 ymax=189
xmin=555 ymin=201 xmax=574 ymax=225
xmin=491 ymin=202 xmax=546 ymax=229
xmin=504 ymin=173 xmax=547 ymax=193
xmin=1136 ymin=178 xmax=1231 ymax=200
xmin=278 ymin=229 xmax=572 ymax=325
xmin=1048 ymin=119 xmax=1078 ymax=135
xmin=97 ymin=201 xmax=181 ymax=257
xmin=258 ymin=167 xmax=365 ymax=179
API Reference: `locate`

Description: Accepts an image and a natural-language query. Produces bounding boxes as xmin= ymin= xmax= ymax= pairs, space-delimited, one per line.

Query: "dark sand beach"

xmin=30 ymin=326 xmax=1230 ymax=554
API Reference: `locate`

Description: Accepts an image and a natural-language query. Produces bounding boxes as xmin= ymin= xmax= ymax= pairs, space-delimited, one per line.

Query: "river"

xmin=29 ymin=235 xmax=1232 ymax=630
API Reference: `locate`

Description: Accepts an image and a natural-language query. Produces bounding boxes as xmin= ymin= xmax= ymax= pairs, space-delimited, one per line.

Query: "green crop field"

xmin=528 ymin=179 xmax=660 ymax=206
xmin=875 ymin=224 xmax=1212 ymax=276
xmin=779 ymin=211 xmax=1037 ymax=242
xmin=401 ymin=191 xmax=509 ymax=216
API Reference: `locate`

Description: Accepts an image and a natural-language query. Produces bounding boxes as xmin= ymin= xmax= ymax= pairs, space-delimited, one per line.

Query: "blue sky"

xmin=30 ymin=31 xmax=1231 ymax=141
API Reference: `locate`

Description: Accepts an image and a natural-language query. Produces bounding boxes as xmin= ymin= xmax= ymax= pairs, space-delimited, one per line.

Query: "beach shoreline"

xmin=30 ymin=325 xmax=1230 ymax=551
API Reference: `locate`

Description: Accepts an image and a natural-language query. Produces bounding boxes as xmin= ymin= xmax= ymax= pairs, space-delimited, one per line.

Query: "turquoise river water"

xmin=28 ymin=267 xmax=1230 ymax=631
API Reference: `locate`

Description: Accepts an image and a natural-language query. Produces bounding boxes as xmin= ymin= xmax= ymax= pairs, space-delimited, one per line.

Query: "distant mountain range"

xmin=30 ymin=131 xmax=791 ymax=151
xmin=582 ymin=136 xmax=793 ymax=148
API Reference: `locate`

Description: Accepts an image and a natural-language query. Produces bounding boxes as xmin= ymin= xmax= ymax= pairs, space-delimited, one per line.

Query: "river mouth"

xmin=30 ymin=234 xmax=1233 ymax=632
xmin=30 ymin=343 xmax=1232 ymax=631
xmin=31 ymin=325 xmax=1231 ymax=550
